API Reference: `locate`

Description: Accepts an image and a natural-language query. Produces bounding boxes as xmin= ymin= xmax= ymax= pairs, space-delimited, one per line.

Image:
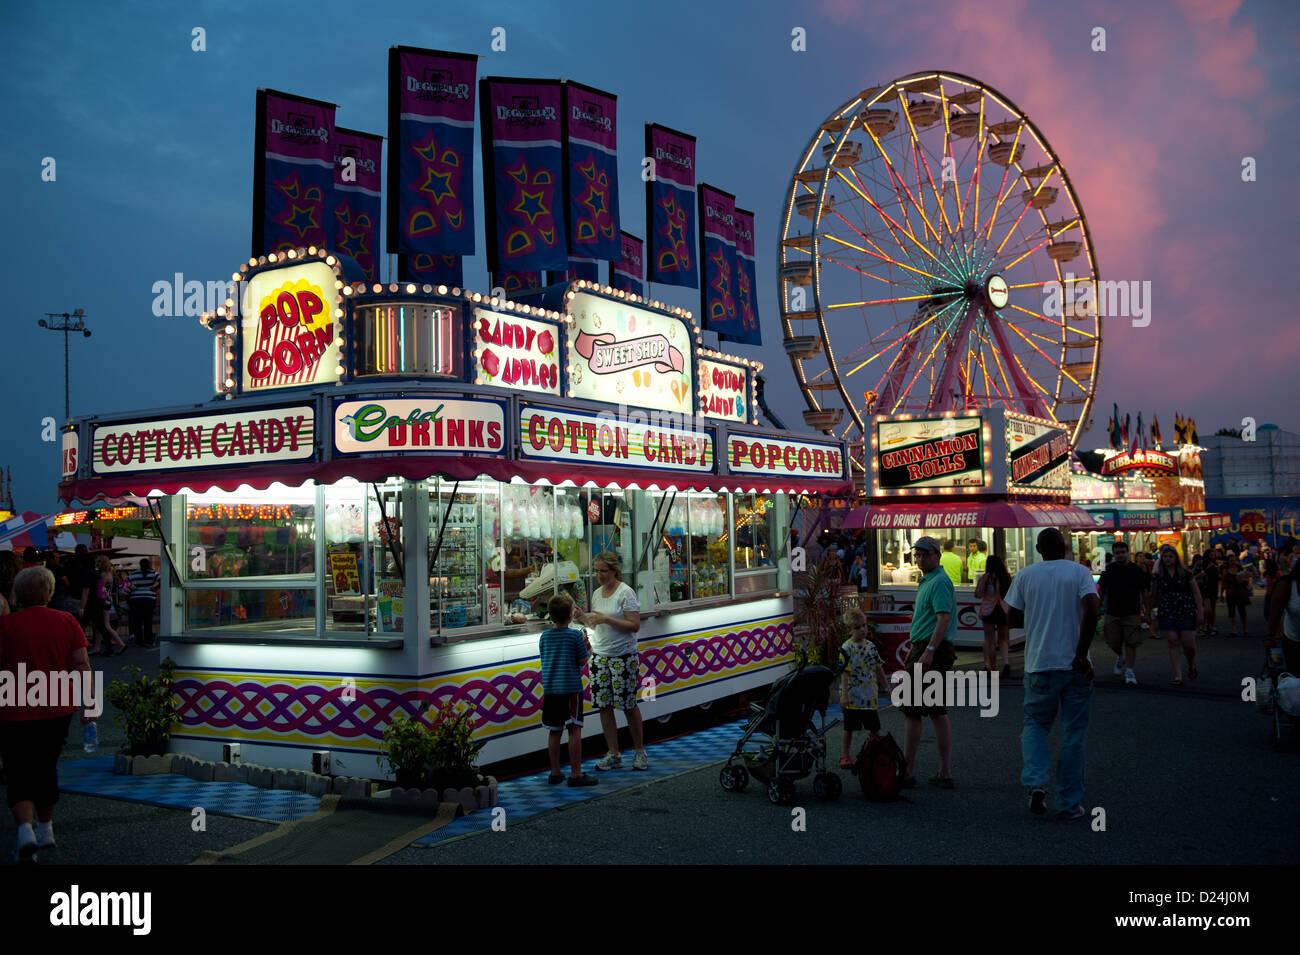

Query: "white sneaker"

xmin=34 ymin=822 xmax=54 ymax=849
xmin=1124 ymin=668 xmax=1138 ymax=685
xmin=1113 ymin=656 xmax=1125 ymax=676
xmin=632 ymin=749 xmax=649 ymax=771
xmin=595 ymin=753 xmax=623 ymax=771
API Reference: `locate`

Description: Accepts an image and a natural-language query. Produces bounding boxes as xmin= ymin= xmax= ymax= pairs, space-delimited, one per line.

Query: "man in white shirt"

xmin=1003 ymin=528 xmax=1101 ymax=821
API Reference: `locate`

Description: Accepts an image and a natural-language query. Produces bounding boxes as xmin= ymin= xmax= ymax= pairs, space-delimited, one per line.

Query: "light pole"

xmin=37 ymin=309 xmax=91 ymax=421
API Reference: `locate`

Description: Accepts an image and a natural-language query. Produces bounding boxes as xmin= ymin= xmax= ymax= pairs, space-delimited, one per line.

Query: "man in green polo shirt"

xmin=901 ymin=536 xmax=957 ymax=789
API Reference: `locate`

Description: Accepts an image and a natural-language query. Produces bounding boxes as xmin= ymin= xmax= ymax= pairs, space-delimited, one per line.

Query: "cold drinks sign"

xmin=240 ymin=262 xmax=342 ymax=392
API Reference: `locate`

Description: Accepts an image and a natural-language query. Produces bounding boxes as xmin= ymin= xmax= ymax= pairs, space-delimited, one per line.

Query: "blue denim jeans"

xmin=1021 ymin=669 xmax=1092 ymax=812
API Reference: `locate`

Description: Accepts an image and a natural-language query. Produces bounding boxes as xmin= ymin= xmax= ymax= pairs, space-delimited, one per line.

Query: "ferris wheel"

xmin=779 ymin=71 xmax=1101 ymax=482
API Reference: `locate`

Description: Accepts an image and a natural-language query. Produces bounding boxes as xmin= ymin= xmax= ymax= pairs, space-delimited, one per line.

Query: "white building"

xmin=1201 ymin=425 xmax=1300 ymax=496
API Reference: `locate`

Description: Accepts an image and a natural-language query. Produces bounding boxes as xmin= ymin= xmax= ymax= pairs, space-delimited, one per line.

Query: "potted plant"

xmin=106 ymin=658 xmax=179 ymax=757
xmin=792 ymin=551 xmax=847 ymax=668
xmin=425 ymin=699 xmax=486 ymax=791
xmin=379 ymin=699 xmax=486 ymax=791
xmin=379 ymin=708 xmax=436 ymax=789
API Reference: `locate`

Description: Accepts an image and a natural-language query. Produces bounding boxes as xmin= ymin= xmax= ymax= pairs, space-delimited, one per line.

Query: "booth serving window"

xmin=356 ymin=303 xmax=460 ymax=378
xmin=877 ymin=528 xmax=997 ymax=587
xmin=324 ymin=479 xmax=403 ymax=634
xmin=652 ymin=490 xmax=731 ymax=604
xmin=434 ymin=482 xmax=637 ymax=637
xmin=733 ymin=493 xmax=777 ymax=595
xmin=183 ymin=480 xmax=406 ymax=637
xmin=186 ymin=486 xmax=316 ymax=580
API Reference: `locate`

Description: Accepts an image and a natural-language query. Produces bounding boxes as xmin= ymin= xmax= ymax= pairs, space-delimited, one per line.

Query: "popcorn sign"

xmin=240 ymin=262 xmax=341 ymax=391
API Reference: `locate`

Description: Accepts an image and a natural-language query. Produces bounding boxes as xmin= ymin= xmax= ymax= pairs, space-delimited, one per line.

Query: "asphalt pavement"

xmin=3 ymin=620 xmax=1298 ymax=868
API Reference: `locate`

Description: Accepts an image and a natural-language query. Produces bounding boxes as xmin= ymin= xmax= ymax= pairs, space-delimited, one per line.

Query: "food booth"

xmin=844 ymin=409 xmax=1094 ymax=657
xmin=57 ymin=251 xmax=848 ymax=775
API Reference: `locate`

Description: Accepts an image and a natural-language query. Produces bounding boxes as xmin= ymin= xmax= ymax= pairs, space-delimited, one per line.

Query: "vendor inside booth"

xmin=57 ymin=253 xmax=848 ymax=772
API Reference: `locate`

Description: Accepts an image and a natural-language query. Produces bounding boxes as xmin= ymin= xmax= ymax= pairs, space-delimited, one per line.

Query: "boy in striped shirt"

xmin=539 ymin=593 xmax=598 ymax=787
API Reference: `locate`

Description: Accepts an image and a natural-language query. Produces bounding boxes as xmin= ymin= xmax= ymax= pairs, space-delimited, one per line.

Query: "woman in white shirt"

xmin=577 ymin=552 xmax=648 ymax=771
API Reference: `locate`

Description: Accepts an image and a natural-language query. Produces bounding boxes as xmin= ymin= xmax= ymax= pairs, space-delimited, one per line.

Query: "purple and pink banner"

xmin=549 ymin=256 xmax=600 ymax=285
xmin=333 ymin=128 xmax=383 ymax=282
xmin=699 ymin=184 xmax=739 ymax=339
xmin=481 ymin=78 xmax=568 ymax=275
xmin=253 ymin=90 xmax=337 ymax=256
xmin=496 ymin=270 xmax=543 ymax=295
xmin=401 ymin=252 xmax=464 ymax=287
xmin=387 ymin=47 xmax=478 ymax=262
xmin=562 ymin=82 xmax=620 ymax=263
xmin=645 ymin=124 xmax=697 ymax=289
xmin=610 ymin=232 xmax=644 ymax=296
xmin=730 ymin=207 xmax=762 ymax=346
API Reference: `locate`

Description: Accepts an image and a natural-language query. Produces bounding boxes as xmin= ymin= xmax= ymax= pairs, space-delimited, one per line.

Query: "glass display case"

xmin=176 ymin=478 xmax=788 ymax=641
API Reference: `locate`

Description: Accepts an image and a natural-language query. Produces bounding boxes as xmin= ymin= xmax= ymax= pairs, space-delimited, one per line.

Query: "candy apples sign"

xmin=473 ymin=308 xmax=560 ymax=394
xmin=240 ymin=262 xmax=341 ymax=391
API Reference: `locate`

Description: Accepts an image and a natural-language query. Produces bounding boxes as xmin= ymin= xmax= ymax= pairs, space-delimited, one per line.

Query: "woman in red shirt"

xmin=0 ymin=567 xmax=92 ymax=863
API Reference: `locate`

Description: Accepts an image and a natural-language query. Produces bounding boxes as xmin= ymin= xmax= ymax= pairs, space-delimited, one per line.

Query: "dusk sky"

xmin=3 ymin=0 xmax=1296 ymax=512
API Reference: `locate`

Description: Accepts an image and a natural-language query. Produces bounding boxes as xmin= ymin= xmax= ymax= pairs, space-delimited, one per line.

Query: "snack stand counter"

xmin=846 ymin=410 xmax=1094 ymax=655
xmin=58 ymin=252 xmax=848 ymax=773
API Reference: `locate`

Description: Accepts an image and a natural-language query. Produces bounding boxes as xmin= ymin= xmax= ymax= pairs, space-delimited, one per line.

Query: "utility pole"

xmin=37 ymin=309 xmax=91 ymax=420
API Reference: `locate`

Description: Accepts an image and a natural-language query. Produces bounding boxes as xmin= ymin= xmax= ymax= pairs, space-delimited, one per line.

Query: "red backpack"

xmin=856 ymin=733 xmax=907 ymax=801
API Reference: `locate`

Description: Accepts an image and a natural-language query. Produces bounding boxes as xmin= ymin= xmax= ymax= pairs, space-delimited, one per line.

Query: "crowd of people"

xmin=829 ymin=529 xmax=1300 ymax=819
xmin=0 ymin=545 xmax=161 ymax=654
xmin=1 ymin=545 xmax=161 ymax=862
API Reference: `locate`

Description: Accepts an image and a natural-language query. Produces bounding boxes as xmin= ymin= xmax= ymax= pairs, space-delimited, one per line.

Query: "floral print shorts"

xmin=589 ymin=652 xmax=641 ymax=711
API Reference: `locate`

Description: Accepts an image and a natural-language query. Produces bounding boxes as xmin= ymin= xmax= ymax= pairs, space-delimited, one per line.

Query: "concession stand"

xmin=57 ymin=250 xmax=848 ymax=774
xmin=844 ymin=409 xmax=1094 ymax=655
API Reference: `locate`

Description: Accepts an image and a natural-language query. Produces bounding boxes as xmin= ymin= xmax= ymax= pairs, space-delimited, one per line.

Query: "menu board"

xmin=874 ymin=416 xmax=985 ymax=491
xmin=1006 ymin=413 xmax=1071 ymax=492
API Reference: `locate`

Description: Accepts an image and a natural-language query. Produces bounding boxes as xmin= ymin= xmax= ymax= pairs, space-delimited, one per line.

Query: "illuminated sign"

xmin=334 ymin=398 xmax=506 ymax=455
xmin=1071 ymin=474 xmax=1120 ymax=502
xmin=875 ymin=416 xmax=985 ymax=490
xmin=240 ymin=262 xmax=341 ymax=392
xmin=727 ymin=435 xmax=844 ymax=479
xmin=473 ymin=308 xmax=560 ymax=394
xmin=567 ymin=293 xmax=693 ymax=415
xmin=1102 ymin=449 xmax=1177 ymax=476
xmin=92 ymin=407 xmax=315 ymax=474
xmin=520 ymin=406 xmax=713 ymax=473
xmin=697 ymin=357 xmax=748 ymax=422
xmin=62 ymin=429 xmax=78 ymax=478
xmin=1116 ymin=509 xmax=1159 ymax=529
xmin=1006 ymin=414 xmax=1070 ymax=491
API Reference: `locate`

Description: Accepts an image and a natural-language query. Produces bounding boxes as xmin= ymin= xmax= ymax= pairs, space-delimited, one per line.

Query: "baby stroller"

xmin=719 ymin=652 xmax=841 ymax=804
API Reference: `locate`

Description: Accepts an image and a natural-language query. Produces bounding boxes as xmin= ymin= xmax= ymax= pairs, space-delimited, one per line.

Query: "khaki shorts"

xmin=1103 ymin=615 xmax=1144 ymax=652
